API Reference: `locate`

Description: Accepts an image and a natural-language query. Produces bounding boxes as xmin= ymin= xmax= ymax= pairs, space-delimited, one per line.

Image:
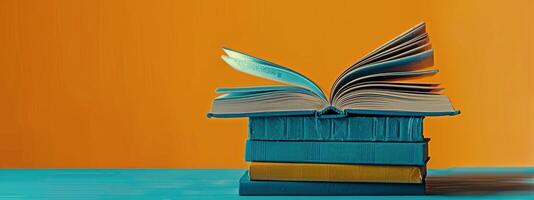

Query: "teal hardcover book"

xmin=249 ymin=115 xmax=424 ymax=142
xmin=208 ymin=22 xmax=459 ymax=118
xmin=239 ymin=171 xmax=425 ymax=196
xmin=245 ymin=139 xmax=429 ymax=166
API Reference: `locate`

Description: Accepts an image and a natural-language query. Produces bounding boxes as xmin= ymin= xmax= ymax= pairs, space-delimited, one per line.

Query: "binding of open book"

xmin=208 ymin=22 xmax=459 ymax=118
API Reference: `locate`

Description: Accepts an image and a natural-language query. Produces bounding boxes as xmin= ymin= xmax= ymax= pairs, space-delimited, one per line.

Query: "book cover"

xmin=239 ymin=171 xmax=426 ymax=196
xmin=245 ymin=139 xmax=429 ymax=165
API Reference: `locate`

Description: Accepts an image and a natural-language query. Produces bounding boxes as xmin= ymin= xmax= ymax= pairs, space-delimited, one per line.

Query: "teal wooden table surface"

xmin=0 ymin=168 xmax=533 ymax=199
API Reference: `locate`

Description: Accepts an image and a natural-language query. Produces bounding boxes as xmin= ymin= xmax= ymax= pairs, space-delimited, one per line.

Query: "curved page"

xmin=222 ymin=48 xmax=326 ymax=101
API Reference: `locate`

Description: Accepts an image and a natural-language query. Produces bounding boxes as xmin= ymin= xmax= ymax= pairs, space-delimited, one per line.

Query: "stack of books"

xmin=208 ymin=22 xmax=459 ymax=196
xmin=242 ymin=115 xmax=428 ymax=195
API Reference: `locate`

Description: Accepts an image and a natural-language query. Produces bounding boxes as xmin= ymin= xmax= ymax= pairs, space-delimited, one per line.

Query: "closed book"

xmin=249 ymin=115 xmax=424 ymax=142
xmin=245 ymin=139 xmax=429 ymax=166
xmin=239 ymin=171 xmax=425 ymax=196
xmin=249 ymin=162 xmax=425 ymax=183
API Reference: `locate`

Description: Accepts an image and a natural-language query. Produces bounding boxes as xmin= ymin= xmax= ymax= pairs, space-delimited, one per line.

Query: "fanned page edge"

xmin=330 ymin=22 xmax=427 ymax=100
xmin=330 ymin=49 xmax=435 ymax=100
xmin=352 ymin=22 xmax=426 ymax=68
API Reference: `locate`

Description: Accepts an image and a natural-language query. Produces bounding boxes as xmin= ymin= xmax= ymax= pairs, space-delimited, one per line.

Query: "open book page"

xmin=331 ymin=69 xmax=439 ymax=100
xmin=333 ymin=81 xmax=442 ymax=103
xmin=216 ymin=85 xmax=316 ymax=96
xmin=330 ymin=52 xmax=435 ymax=102
xmin=211 ymin=49 xmax=328 ymax=115
xmin=334 ymin=89 xmax=455 ymax=114
xmin=330 ymin=23 xmax=429 ymax=99
xmin=215 ymin=86 xmax=319 ymax=103
xmin=322 ymin=23 xmax=457 ymax=115
xmin=222 ymin=48 xmax=326 ymax=101
xmin=212 ymin=86 xmax=325 ymax=115
xmin=349 ymin=22 xmax=427 ymax=70
xmin=358 ymin=36 xmax=431 ymax=68
xmin=329 ymin=23 xmax=426 ymax=94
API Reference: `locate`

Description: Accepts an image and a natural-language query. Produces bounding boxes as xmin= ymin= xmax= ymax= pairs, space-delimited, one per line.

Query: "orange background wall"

xmin=1 ymin=0 xmax=533 ymax=168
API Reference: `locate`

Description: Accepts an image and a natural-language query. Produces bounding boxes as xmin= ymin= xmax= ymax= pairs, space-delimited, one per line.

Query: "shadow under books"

xmin=426 ymin=173 xmax=534 ymax=195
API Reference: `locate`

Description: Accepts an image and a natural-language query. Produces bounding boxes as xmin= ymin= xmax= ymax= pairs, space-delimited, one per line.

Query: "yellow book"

xmin=249 ymin=162 xmax=425 ymax=183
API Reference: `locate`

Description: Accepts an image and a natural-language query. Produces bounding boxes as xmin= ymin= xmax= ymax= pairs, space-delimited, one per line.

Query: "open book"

xmin=208 ymin=23 xmax=459 ymax=118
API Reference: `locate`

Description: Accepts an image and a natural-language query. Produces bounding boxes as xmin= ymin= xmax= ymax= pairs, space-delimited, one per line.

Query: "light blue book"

xmin=245 ymin=140 xmax=429 ymax=166
xmin=239 ymin=171 xmax=425 ymax=196
xmin=249 ymin=115 xmax=424 ymax=142
xmin=208 ymin=22 xmax=460 ymax=118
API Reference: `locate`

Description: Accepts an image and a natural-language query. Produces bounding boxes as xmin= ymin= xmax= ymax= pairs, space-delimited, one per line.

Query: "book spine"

xmin=249 ymin=162 xmax=424 ymax=183
xmin=248 ymin=116 xmax=423 ymax=142
xmin=245 ymin=140 xmax=428 ymax=166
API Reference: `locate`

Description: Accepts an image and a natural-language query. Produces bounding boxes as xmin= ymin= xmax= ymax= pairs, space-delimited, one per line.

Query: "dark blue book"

xmin=245 ymin=139 xmax=429 ymax=166
xmin=249 ymin=115 xmax=424 ymax=142
xmin=239 ymin=171 xmax=425 ymax=196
